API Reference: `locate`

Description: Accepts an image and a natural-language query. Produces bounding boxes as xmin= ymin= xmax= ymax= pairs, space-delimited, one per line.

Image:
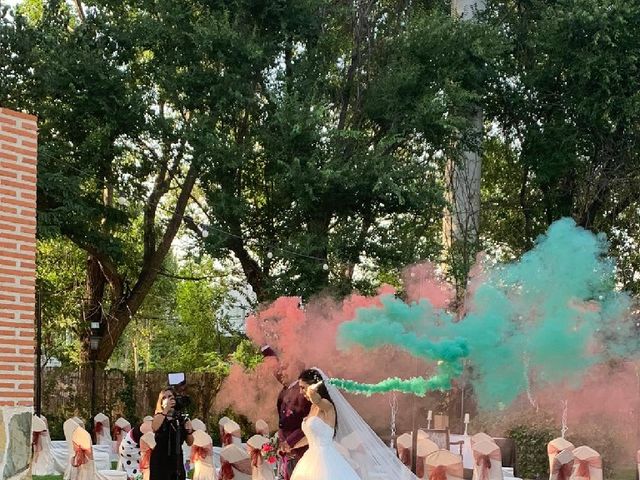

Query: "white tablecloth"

xmin=51 ymin=441 xmax=113 ymax=473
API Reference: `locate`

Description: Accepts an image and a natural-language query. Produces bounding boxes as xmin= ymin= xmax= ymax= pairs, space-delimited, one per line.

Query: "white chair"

xmin=191 ymin=430 xmax=215 ymax=480
xmin=70 ymin=426 xmax=127 ymax=480
xmin=396 ymin=432 xmax=413 ymax=469
xmin=255 ymin=419 xmax=269 ymax=437
xmin=550 ymin=448 xmax=574 ymax=480
xmin=471 ymin=433 xmax=494 ymax=448
xmin=471 ymin=440 xmax=503 ymax=480
xmin=139 ymin=432 xmax=155 ymax=480
xmin=32 ymin=415 xmax=57 ymax=475
xmin=417 ymin=438 xmax=440 ymax=479
xmin=425 ymin=449 xmax=464 ymax=480
xmin=548 ymin=438 xmax=575 ymax=477
xmin=246 ymin=434 xmax=275 ymax=480
xmin=191 ymin=418 xmax=207 ymax=432
xmin=94 ymin=413 xmax=112 ymax=446
xmin=218 ymin=416 xmax=231 ymax=444
xmin=219 ymin=444 xmax=252 ymax=480
xmin=223 ymin=420 xmax=242 ymax=446
xmin=73 ymin=416 xmax=85 ymax=427
xmin=570 ymin=446 xmax=602 ymax=480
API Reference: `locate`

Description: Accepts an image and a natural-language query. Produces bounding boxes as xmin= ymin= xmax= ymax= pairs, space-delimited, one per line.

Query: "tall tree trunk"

xmin=444 ymin=0 xmax=485 ymax=292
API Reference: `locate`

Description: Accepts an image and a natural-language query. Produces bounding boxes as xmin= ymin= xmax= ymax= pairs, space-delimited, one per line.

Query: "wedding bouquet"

xmin=261 ymin=434 xmax=279 ymax=465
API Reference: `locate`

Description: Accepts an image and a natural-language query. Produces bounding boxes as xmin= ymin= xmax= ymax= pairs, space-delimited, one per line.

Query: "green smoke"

xmin=337 ymin=218 xmax=634 ymax=408
xmin=330 ymin=374 xmax=452 ymax=397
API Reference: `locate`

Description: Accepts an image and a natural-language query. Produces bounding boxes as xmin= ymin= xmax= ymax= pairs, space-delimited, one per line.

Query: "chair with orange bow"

xmin=94 ymin=413 xmax=113 ymax=446
xmin=191 ymin=430 xmax=216 ymax=480
xmin=550 ymin=448 xmax=574 ymax=480
xmin=471 ymin=440 xmax=503 ymax=480
xmin=547 ymin=438 xmax=575 ymax=478
xmin=219 ymin=417 xmax=231 ymax=444
xmin=425 ymin=450 xmax=464 ymax=480
xmin=570 ymin=446 xmax=602 ymax=480
xmin=139 ymin=432 xmax=155 ymax=480
xmin=246 ymin=434 xmax=275 ymax=480
xmin=255 ymin=419 xmax=269 ymax=437
xmin=396 ymin=433 xmax=413 ymax=469
xmin=219 ymin=444 xmax=252 ymax=480
xmin=32 ymin=415 xmax=57 ymax=475
xmin=222 ymin=420 xmax=243 ymax=447
xmin=70 ymin=426 xmax=127 ymax=480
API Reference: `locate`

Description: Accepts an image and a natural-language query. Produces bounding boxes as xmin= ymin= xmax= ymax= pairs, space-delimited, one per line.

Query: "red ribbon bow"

xmin=429 ymin=465 xmax=448 ymax=480
xmin=218 ymin=460 xmax=235 ymax=480
xmin=248 ymin=445 xmax=263 ymax=467
xmin=72 ymin=442 xmax=93 ymax=467
xmin=473 ymin=447 xmax=501 ymax=480
xmin=575 ymin=456 xmax=602 ymax=479
xmin=416 ymin=455 xmax=425 ymax=479
xmin=191 ymin=444 xmax=213 ymax=464
xmin=397 ymin=445 xmax=411 ymax=466
xmin=32 ymin=431 xmax=46 ymax=453
xmin=140 ymin=443 xmax=153 ymax=470
xmin=94 ymin=422 xmax=103 ymax=435
xmin=552 ymin=458 xmax=574 ymax=480
xmin=113 ymin=425 xmax=122 ymax=439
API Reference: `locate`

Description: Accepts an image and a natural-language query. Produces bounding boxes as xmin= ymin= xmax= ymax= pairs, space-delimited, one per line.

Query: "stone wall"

xmin=0 ymin=107 xmax=38 ymax=480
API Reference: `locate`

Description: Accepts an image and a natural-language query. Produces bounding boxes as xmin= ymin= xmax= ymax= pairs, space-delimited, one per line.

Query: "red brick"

xmin=2 ymin=373 xmax=34 ymax=381
xmin=0 ymin=383 xmax=16 ymax=389
xmin=0 ymin=151 xmax=18 ymax=162
xmin=0 ymin=222 xmax=17 ymax=232
xmin=0 ymin=205 xmax=18 ymax=215
xmin=2 ymin=143 xmax=36 ymax=157
xmin=20 ymin=139 xmax=37 ymax=149
xmin=0 ymin=214 xmax=35 ymax=226
xmin=2 ymin=285 xmax=35 ymax=294
xmin=2 ymin=197 xmax=33 ymax=209
xmin=0 ymin=294 xmax=17 ymax=302
xmin=17 ymin=401 xmax=33 ymax=406
xmin=0 ymin=337 xmax=35 ymax=347
xmin=19 ymin=278 xmax=36 ymax=286
xmin=21 ymin=174 xmax=36 ymax=183
xmin=0 ymin=109 xmax=37 ymax=122
xmin=19 ymin=244 xmax=36 ymax=253
xmin=0 ymin=169 xmax=18 ymax=179
xmin=0 ymin=161 xmax=36 ymax=174
xmin=18 ymin=364 xmax=34 ymax=371
xmin=19 ymin=331 xmax=34 ymax=338
xmin=0 ymin=134 xmax=18 ymax=144
xmin=0 ymin=365 xmax=16 ymax=372
xmin=21 ymin=157 xmax=36 ymax=166
xmin=18 ymin=382 xmax=34 ymax=389
xmin=0 ymin=312 xmax=16 ymax=319
xmin=0 ymin=390 xmax=32 ymax=398
xmin=1 ymin=178 xmax=36 ymax=192
xmin=2 ymin=127 xmax=38 ymax=140
xmin=0 ymin=117 xmax=17 ymax=127
xmin=0 ymin=303 xmax=32 ymax=311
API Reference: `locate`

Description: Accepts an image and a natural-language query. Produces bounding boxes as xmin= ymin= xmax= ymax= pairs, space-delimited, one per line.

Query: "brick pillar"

xmin=0 ymin=107 xmax=38 ymax=480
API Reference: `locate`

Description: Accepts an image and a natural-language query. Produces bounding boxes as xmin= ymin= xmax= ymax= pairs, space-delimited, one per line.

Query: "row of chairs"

xmin=547 ymin=437 xmax=602 ymax=480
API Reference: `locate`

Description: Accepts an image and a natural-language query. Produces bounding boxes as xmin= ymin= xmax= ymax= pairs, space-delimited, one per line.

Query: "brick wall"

xmin=0 ymin=107 xmax=37 ymax=407
xmin=0 ymin=107 xmax=37 ymax=480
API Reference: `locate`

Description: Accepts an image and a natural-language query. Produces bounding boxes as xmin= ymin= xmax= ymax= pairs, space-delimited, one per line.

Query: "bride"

xmin=290 ymin=368 xmax=418 ymax=480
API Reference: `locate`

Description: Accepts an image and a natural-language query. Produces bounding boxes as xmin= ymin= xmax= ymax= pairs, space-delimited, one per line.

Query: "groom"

xmin=262 ymin=346 xmax=311 ymax=479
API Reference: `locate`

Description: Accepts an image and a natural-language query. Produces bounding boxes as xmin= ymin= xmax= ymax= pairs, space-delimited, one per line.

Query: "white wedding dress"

xmin=290 ymin=416 xmax=361 ymax=480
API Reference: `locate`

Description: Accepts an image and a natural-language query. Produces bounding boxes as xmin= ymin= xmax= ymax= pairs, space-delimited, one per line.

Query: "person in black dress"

xmin=150 ymin=388 xmax=194 ymax=480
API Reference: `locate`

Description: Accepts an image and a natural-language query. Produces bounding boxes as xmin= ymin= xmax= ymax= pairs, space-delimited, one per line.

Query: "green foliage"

xmin=507 ymin=424 xmax=555 ymax=479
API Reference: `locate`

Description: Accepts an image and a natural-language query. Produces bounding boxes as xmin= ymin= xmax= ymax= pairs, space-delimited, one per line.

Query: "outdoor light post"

xmin=89 ymin=325 xmax=101 ymax=424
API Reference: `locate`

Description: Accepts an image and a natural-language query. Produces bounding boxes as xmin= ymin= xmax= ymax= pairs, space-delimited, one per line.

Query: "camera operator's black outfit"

xmin=150 ymin=416 xmax=189 ymax=480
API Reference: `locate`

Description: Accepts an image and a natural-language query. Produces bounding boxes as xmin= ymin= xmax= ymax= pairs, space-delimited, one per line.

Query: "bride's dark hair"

xmin=298 ymin=368 xmax=338 ymax=436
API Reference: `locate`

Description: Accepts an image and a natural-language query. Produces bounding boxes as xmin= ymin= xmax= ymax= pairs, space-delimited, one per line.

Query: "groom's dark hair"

xmin=298 ymin=369 xmax=338 ymax=437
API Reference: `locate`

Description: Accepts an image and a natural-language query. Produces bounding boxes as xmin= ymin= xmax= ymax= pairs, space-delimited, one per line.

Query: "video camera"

xmin=167 ymin=372 xmax=191 ymax=423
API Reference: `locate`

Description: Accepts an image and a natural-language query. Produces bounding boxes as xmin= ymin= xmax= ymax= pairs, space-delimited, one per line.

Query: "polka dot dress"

xmin=119 ymin=430 xmax=142 ymax=479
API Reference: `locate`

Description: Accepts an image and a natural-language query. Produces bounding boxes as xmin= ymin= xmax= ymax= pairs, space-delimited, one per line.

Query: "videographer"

xmin=150 ymin=387 xmax=194 ymax=480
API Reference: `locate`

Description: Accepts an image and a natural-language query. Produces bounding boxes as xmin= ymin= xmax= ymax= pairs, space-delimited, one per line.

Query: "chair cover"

xmin=192 ymin=418 xmax=207 ymax=432
xmin=570 ymin=446 xmax=602 ymax=480
xmin=417 ymin=439 xmax=440 ymax=479
xmin=223 ymin=420 xmax=242 ymax=446
xmin=73 ymin=416 xmax=86 ymax=427
xmin=219 ymin=417 xmax=231 ymax=444
xmin=94 ymin=413 xmax=112 ymax=446
xmin=219 ymin=444 xmax=252 ymax=480
xmin=255 ymin=420 xmax=269 ymax=437
xmin=139 ymin=432 xmax=156 ymax=480
xmin=64 ymin=418 xmax=82 ymax=480
xmin=548 ymin=438 xmax=575 ymax=477
xmin=425 ymin=449 xmax=464 ymax=480
xmin=71 ymin=426 xmax=127 ymax=480
xmin=247 ymin=435 xmax=275 ymax=480
xmin=471 ymin=433 xmax=494 ymax=448
xmin=32 ymin=415 xmax=57 ymax=475
xmin=550 ymin=448 xmax=574 ymax=480
xmin=471 ymin=440 xmax=503 ymax=480
xmin=396 ymin=433 xmax=413 ymax=468
xmin=191 ymin=430 xmax=215 ymax=480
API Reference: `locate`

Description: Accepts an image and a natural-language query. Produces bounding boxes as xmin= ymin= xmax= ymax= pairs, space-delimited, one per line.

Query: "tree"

xmin=1 ymin=0 xmax=284 ymax=364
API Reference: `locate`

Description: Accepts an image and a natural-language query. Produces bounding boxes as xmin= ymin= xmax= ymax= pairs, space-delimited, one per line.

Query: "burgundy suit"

xmin=277 ymin=381 xmax=311 ymax=472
